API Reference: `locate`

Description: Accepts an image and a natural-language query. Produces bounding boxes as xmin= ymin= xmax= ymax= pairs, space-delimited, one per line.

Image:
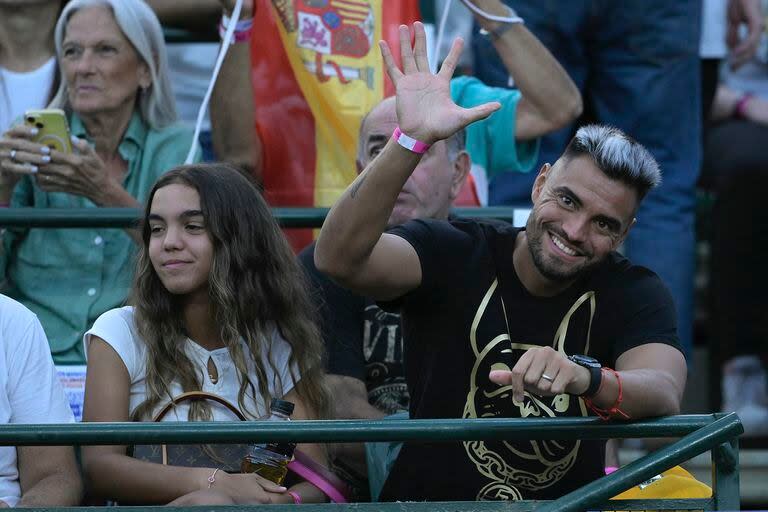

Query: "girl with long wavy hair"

xmin=81 ymin=163 xmax=330 ymax=505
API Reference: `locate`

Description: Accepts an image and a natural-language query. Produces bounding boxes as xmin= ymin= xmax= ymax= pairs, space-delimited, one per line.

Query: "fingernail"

xmin=30 ymin=128 xmax=39 ymax=135
xmin=41 ymin=155 xmax=51 ymax=163
xmin=40 ymin=146 xmax=50 ymax=155
xmin=29 ymin=165 xmax=38 ymax=173
xmin=70 ymin=135 xmax=80 ymax=143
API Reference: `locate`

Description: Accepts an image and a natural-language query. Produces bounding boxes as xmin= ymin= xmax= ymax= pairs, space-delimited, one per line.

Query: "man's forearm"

xmin=211 ymin=41 xmax=262 ymax=178
xmin=336 ymin=395 xmax=387 ymax=420
xmin=315 ymin=140 xmax=420 ymax=278
xmin=590 ymin=368 xmax=683 ymax=419
xmin=474 ymin=2 xmax=582 ymax=137
xmin=19 ymin=472 xmax=82 ymax=507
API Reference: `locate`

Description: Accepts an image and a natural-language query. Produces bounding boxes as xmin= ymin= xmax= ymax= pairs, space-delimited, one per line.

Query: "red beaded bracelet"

xmin=584 ymin=367 xmax=630 ymax=420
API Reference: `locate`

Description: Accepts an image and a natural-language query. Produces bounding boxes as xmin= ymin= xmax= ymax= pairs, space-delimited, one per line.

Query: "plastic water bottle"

xmin=240 ymin=398 xmax=296 ymax=484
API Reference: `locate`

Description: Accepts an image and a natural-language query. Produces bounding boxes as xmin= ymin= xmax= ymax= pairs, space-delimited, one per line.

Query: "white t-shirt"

xmin=0 ymin=294 xmax=74 ymax=507
xmin=700 ymin=0 xmax=727 ymax=58
xmin=0 ymin=57 xmax=57 ymax=133
xmin=84 ymin=307 xmax=297 ymax=421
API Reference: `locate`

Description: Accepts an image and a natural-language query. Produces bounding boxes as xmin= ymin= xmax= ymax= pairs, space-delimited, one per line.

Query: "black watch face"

xmin=570 ymin=354 xmax=600 ymax=368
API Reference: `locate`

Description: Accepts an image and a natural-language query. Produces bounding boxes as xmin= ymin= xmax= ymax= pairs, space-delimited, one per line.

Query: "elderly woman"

xmin=0 ymin=0 xmax=200 ymax=364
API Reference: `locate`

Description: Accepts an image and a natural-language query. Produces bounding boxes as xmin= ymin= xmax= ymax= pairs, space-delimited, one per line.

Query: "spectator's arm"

xmin=17 ymin=446 xmax=82 ymax=507
xmin=210 ymin=0 xmax=262 ymax=178
xmin=315 ymin=24 xmax=498 ymax=299
xmin=469 ymin=0 xmax=582 ymax=140
xmin=145 ymin=0 xmax=221 ymax=31
xmin=277 ymin=387 xmax=330 ymax=504
xmin=598 ymin=343 xmax=687 ymax=419
xmin=82 ymin=337 xmax=215 ymax=503
xmin=5 ymin=314 xmax=82 ymax=506
xmin=328 ymin=375 xmax=386 ymax=420
xmin=326 ymin=375 xmax=384 ymax=475
xmin=726 ymin=0 xmax=764 ymax=69
xmin=490 ymin=343 xmax=686 ymax=420
xmin=710 ymin=83 xmax=768 ymax=125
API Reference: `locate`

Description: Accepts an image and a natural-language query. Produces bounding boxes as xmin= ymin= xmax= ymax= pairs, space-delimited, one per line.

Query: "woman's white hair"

xmin=50 ymin=0 xmax=177 ymax=129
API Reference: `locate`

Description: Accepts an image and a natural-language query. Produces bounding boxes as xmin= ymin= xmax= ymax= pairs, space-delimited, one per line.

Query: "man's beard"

xmin=526 ymin=221 xmax=599 ymax=282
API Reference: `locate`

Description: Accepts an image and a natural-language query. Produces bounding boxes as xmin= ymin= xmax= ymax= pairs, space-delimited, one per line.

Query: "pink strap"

xmin=287 ymin=490 xmax=302 ymax=504
xmin=392 ymin=126 xmax=431 ymax=154
xmin=287 ymin=454 xmax=348 ymax=503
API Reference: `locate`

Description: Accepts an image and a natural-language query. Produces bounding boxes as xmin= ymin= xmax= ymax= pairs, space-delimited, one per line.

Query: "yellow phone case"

xmin=24 ymin=109 xmax=72 ymax=153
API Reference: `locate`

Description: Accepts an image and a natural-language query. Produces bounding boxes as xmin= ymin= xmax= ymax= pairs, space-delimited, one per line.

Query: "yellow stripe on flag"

xmin=270 ymin=0 xmax=386 ymax=208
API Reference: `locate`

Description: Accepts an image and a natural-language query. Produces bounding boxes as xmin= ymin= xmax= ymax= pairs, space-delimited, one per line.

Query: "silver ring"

xmin=540 ymin=373 xmax=554 ymax=382
xmin=9 ymin=149 xmax=16 ymax=161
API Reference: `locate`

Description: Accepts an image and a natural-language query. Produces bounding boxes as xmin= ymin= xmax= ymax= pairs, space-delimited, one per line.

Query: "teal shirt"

xmin=450 ymin=76 xmax=540 ymax=178
xmin=0 ymin=111 xmax=200 ymax=364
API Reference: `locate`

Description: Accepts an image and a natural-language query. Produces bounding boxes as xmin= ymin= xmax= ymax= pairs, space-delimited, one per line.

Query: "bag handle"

xmin=151 ymin=391 xmax=349 ymax=503
xmin=151 ymin=391 xmax=247 ymax=422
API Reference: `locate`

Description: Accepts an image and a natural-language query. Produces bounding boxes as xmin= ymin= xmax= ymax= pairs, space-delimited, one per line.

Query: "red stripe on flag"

xmin=381 ymin=1 xmax=421 ymax=97
xmin=252 ymin=0 xmax=317 ymax=249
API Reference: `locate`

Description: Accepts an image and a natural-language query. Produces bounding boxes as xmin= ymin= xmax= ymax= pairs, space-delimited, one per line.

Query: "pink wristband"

xmin=735 ymin=93 xmax=754 ymax=119
xmin=287 ymin=490 xmax=302 ymax=504
xmin=219 ymin=14 xmax=253 ymax=44
xmin=392 ymin=126 xmax=431 ymax=154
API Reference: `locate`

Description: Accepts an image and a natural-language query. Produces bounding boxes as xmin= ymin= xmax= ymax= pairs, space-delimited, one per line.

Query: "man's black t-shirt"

xmin=299 ymin=243 xmax=409 ymax=414
xmin=379 ymin=218 xmax=681 ymax=502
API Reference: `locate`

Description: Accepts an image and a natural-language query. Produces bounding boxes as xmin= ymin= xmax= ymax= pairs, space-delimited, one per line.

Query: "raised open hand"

xmin=379 ymin=22 xmax=500 ymax=146
xmin=727 ymin=0 xmax=764 ymax=69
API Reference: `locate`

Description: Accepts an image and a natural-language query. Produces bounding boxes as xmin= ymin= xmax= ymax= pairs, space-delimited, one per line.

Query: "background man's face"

xmin=525 ymin=155 xmax=638 ymax=281
xmin=359 ymin=100 xmax=458 ymax=227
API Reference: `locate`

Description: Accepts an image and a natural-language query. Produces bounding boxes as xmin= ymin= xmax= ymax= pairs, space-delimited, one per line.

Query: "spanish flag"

xmin=251 ymin=0 xmax=421 ymax=250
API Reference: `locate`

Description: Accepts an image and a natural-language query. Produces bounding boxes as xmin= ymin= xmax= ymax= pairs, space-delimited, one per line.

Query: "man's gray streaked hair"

xmin=50 ymin=0 xmax=177 ymax=129
xmin=563 ymin=124 xmax=661 ymax=199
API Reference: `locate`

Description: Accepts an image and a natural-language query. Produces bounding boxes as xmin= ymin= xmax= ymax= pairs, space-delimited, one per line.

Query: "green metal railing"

xmin=0 ymin=207 xmax=528 ymax=229
xmin=0 ymin=207 xmax=742 ymax=509
xmin=4 ymin=413 xmax=743 ymax=512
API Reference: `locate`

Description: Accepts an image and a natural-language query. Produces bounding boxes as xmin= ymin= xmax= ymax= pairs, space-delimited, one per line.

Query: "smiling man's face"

xmin=525 ymin=155 xmax=638 ymax=282
xmin=358 ymin=98 xmax=460 ymax=227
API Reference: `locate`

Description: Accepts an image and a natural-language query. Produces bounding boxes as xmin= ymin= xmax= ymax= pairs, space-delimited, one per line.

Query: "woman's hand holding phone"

xmin=34 ymin=137 xmax=117 ymax=204
xmin=0 ymin=125 xmax=53 ymax=197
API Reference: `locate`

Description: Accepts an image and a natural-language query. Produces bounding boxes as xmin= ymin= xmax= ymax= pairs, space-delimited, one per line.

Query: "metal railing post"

xmin=712 ymin=437 xmax=740 ymax=511
xmin=538 ymin=413 xmax=743 ymax=512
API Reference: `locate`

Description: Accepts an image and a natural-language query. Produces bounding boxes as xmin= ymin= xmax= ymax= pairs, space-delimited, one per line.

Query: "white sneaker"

xmin=735 ymin=403 xmax=768 ymax=437
xmin=721 ymin=355 xmax=768 ymax=437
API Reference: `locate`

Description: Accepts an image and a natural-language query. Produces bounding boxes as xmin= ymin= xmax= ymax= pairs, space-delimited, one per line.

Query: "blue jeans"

xmin=478 ymin=0 xmax=702 ymax=358
xmin=198 ymin=130 xmax=216 ymax=162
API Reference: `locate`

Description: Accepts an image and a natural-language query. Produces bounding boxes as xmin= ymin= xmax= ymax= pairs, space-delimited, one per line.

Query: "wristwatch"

xmin=567 ymin=354 xmax=602 ymax=397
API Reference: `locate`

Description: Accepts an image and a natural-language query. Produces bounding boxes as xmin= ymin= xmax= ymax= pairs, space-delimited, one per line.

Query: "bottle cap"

xmin=270 ymin=398 xmax=295 ymax=417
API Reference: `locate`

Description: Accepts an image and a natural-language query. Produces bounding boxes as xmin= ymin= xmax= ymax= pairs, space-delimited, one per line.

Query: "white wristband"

xmin=461 ymin=1 xmax=523 ymax=24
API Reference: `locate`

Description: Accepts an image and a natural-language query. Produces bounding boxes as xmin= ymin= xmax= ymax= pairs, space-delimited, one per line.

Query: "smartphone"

xmin=24 ymin=108 xmax=72 ymax=153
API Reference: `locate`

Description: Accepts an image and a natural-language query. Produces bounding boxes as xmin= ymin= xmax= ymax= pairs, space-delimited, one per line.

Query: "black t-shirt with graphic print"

xmin=378 ymin=218 xmax=681 ymax=502
xmin=299 ymin=243 xmax=409 ymax=414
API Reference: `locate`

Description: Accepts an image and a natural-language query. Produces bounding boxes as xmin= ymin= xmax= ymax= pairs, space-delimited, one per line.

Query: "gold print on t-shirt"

xmin=462 ymin=279 xmax=596 ymax=500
